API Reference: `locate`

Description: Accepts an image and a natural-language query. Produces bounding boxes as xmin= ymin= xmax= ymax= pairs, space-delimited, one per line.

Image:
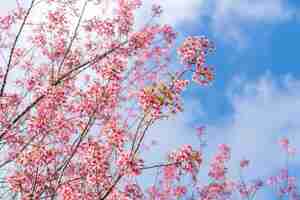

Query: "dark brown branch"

xmin=29 ymin=166 xmax=40 ymax=200
xmin=130 ymin=114 xmax=147 ymax=154
xmin=133 ymin=119 xmax=153 ymax=155
xmin=141 ymin=162 xmax=180 ymax=170
xmin=0 ymin=94 xmax=44 ymax=140
xmin=53 ymin=40 xmax=128 ymax=85
xmin=99 ymin=175 xmax=122 ymax=200
xmin=57 ymin=115 xmax=94 ymax=175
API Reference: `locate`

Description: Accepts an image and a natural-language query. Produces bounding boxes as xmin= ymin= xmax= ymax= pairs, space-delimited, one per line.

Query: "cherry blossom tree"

xmin=0 ymin=0 xmax=298 ymax=200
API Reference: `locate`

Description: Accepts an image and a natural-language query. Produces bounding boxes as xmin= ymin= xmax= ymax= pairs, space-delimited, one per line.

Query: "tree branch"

xmin=141 ymin=162 xmax=180 ymax=170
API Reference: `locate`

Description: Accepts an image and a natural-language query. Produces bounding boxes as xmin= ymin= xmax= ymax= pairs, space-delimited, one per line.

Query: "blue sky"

xmin=1 ymin=0 xmax=300 ymax=198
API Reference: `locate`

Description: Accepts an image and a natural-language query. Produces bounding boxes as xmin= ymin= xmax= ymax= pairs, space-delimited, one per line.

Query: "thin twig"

xmin=0 ymin=0 xmax=35 ymax=97
xmin=57 ymin=0 xmax=88 ymax=76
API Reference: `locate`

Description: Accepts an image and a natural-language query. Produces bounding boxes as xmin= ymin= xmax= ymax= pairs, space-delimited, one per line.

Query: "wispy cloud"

xmin=136 ymin=0 xmax=206 ymax=27
xmin=210 ymin=0 xmax=295 ymax=45
xmin=152 ymin=0 xmax=206 ymax=26
xmin=0 ymin=1 xmax=18 ymax=12
xmin=143 ymin=97 xmax=205 ymax=162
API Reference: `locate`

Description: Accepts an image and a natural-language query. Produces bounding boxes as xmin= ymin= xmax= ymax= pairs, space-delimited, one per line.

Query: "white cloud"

xmin=214 ymin=0 xmax=292 ymax=22
xmin=153 ymin=0 xmax=205 ymax=26
xmin=143 ymin=97 xmax=205 ymax=162
xmin=207 ymin=72 xmax=300 ymax=179
xmin=138 ymin=0 xmax=206 ymax=27
xmin=210 ymin=0 xmax=295 ymax=45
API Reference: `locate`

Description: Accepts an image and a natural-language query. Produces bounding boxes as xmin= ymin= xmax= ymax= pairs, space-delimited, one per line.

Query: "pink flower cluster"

xmin=79 ymin=140 xmax=111 ymax=186
xmin=138 ymin=86 xmax=164 ymax=117
xmin=267 ymin=169 xmax=300 ymax=200
xmin=199 ymin=181 xmax=234 ymax=200
xmin=208 ymin=144 xmax=230 ymax=180
xmin=102 ymin=119 xmax=126 ymax=151
xmin=239 ymin=159 xmax=250 ymax=168
xmin=163 ymin=165 xmax=178 ymax=181
xmin=129 ymin=27 xmax=157 ymax=53
xmin=161 ymin=25 xmax=177 ymax=44
xmin=178 ymin=36 xmax=215 ymax=86
xmin=124 ymin=184 xmax=144 ymax=199
xmin=116 ymin=0 xmax=142 ymax=35
xmin=117 ymin=151 xmax=144 ymax=176
xmin=177 ymin=36 xmax=214 ymax=65
xmin=99 ymin=56 xmax=126 ymax=81
xmin=279 ymin=137 xmax=296 ymax=155
xmin=48 ymin=10 xmax=66 ymax=27
xmin=138 ymin=82 xmax=183 ymax=117
xmin=173 ymin=79 xmax=189 ymax=93
xmin=0 ymin=15 xmax=14 ymax=30
xmin=16 ymin=146 xmax=57 ymax=166
xmin=237 ymin=179 xmax=263 ymax=199
xmin=168 ymin=145 xmax=202 ymax=174
xmin=192 ymin=66 xmax=215 ymax=86
xmin=173 ymin=185 xmax=187 ymax=198
xmin=84 ymin=18 xmax=115 ymax=37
